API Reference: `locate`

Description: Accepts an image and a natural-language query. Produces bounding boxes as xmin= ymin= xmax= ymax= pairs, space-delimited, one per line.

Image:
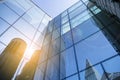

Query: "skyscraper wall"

xmin=34 ymin=0 xmax=120 ymax=80
xmin=89 ymin=0 xmax=120 ymax=20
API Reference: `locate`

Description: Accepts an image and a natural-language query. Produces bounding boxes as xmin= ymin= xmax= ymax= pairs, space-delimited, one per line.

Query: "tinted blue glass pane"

xmin=5 ymin=1 xmax=25 ymax=15
xmin=72 ymin=18 xmax=99 ymax=43
xmin=75 ymin=31 xmax=118 ymax=71
xmin=69 ymin=4 xmax=87 ymax=19
xmin=68 ymin=1 xmax=82 ymax=12
xmin=60 ymin=47 xmax=77 ymax=79
xmin=61 ymin=22 xmax=70 ymax=35
xmin=0 ymin=4 xmax=19 ymax=24
xmin=52 ymin=28 xmax=60 ymax=41
xmin=103 ymin=56 xmax=120 ymax=79
xmin=61 ymin=11 xmax=67 ymax=17
xmin=15 ymin=0 xmax=32 ymax=10
xmin=54 ymin=20 xmax=61 ymax=29
xmin=49 ymin=38 xmax=60 ymax=57
xmin=0 ymin=19 xmax=10 ymax=35
xmin=46 ymin=55 xmax=59 ymax=80
xmin=61 ymin=31 xmax=73 ymax=51
xmin=61 ymin=15 xmax=68 ymax=24
xmin=70 ymin=10 xmax=92 ymax=28
xmin=22 ymin=7 xmax=44 ymax=29
xmin=13 ymin=18 xmax=36 ymax=40
xmin=66 ymin=75 xmax=79 ymax=80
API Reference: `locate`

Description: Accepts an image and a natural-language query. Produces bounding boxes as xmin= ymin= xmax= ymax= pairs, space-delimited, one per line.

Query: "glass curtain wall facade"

xmin=0 ymin=0 xmax=51 ymax=79
xmin=34 ymin=0 xmax=120 ymax=80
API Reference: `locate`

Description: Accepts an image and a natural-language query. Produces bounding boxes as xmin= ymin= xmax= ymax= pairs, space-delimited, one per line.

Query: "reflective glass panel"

xmin=69 ymin=4 xmax=86 ymax=19
xmin=61 ymin=22 xmax=70 ymax=35
xmin=0 ymin=4 xmax=19 ymax=24
xmin=75 ymin=31 xmax=118 ymax=71
xmin=70 ymin=10 xmax=92 ymax=28
xmin=13 ymin=18 xmax=36 ymax=40
xmin=80 ymin=65 xmax=105 ymax=80
xmin=0 ymin=19 xmax=10 ymax=35
xmin=66 ymin=75 xmax=79 ymax=80
xmin=103 ymin=56 xmax=120 ymax=80
xmin=68 ymin=1 xmax=82 ymax=12
xmin=60 ymin=47 xmax=77 ymax=79
xmin=61 ymin=31 xmax=73 ymax=51
xmin=72 ymin=18 xmax=99 ymax=43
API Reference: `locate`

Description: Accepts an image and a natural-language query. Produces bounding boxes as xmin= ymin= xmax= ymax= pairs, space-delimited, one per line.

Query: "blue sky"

xmin=32 ymin=0 xmax=79 ymax=18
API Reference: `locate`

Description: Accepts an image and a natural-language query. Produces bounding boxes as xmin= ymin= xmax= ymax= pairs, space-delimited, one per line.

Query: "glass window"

xmin=38 ymin=23 xmax=47 ymax=33
xmin=61 ymin=31 xmax=73 ymax=51
xmin=68 ymin=1 xmax=82 ymax=12
xmin=0 ymin=27 xmax=30 ymax=45
xmin=72 ymin=18 xmax=99 ymax=43
xmin=43 ymin=33 xmax=52 ymax=46
xmin=60 ymin=47 xmax=77 ymax=79
xmin=66 ymin=75 xmax=79 ymax=80
xmin=46 ymin=57 xmax=59 ymax=80
xmin=15 ymin=0 xmax=32 ymax=10
xmin=61 ymin=10 xmax=67 ymax=17
xmin=52 ymin=28 xmax=60 ymax=41
xmin=61 ymin=15 xmax=69 ymax=24
xmin=49 ymin=38 xmax=60 ymax=57
xmin=61 ymin=22 xmax=70 ymax=35
xmin=47 ymin=21 xmax=54 ymax=33
xmin=70 ymin=10 xmax=92 ymax=28
xmin=93 ymin=8 xmax=101 ymax=14
xmin=39 ymin=45 xmax=49 ymax=63
xmin=0 ymin=19 xmax=10 ymax=35
xmin=103 ymin=56 xmax=120 ymax=80
xmin=0 ymin=4 xmax=19 ymax=24
xmin=54 ymin=20 xmax=61 ymax=29
xmin=22 ymin=7 xmax=45 ymax=29
xmin=33 ymin=31 xmax=43 ymax=45
xmin=54 ymin=14 xmax=61 ymax=22
xmin=75 ymin=31 xmax=118 ymax=71
xmin=13 ymin=18 xmax=36 ymax=40
xmin=5 ymin=0 xmax=25 ymax=15
xmin=69 ymin=4 xmax=87 ymax=19
xmin=80 ymin=65 xmax=105 ymax=80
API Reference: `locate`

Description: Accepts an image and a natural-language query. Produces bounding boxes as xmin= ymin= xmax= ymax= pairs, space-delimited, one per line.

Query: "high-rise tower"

xmin=0 ymin=38 xmax=27 ymax=80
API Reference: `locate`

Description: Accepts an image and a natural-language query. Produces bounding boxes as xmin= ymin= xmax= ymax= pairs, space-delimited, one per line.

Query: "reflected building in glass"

xmin=1 ymin=0 xmax=120 ymax=80
xmin=16 ymin=50 xmax=41 ymax=80
xmin=0 ymin=38 xmax=27 ymax=80
xmin=0 ymin=0 xmax=51 ymax=80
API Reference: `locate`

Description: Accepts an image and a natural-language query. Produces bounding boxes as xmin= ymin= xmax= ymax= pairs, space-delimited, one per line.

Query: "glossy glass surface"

xmin=60 ymin=47 xmax=77 ymax=79
xmin=75 ymin=31 xmax=118 ymax=71
xmin=72 ymin=18 xmax=99 ymax=43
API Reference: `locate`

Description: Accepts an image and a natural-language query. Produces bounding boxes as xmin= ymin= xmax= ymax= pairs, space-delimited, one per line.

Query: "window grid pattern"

xmin=0 ymin=0 xmax=51 ymax=79
xmin=34 ymin=0 xmax=120 ymax=80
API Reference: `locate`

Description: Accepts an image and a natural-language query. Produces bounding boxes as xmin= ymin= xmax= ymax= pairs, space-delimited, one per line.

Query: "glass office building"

xmin=0 ymin=0 xmax=51 ymax=79
xmin=34 ymin=0 xmax=120 ymax=80
xmin=0 ymin=0 xmax=120 ymax=80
